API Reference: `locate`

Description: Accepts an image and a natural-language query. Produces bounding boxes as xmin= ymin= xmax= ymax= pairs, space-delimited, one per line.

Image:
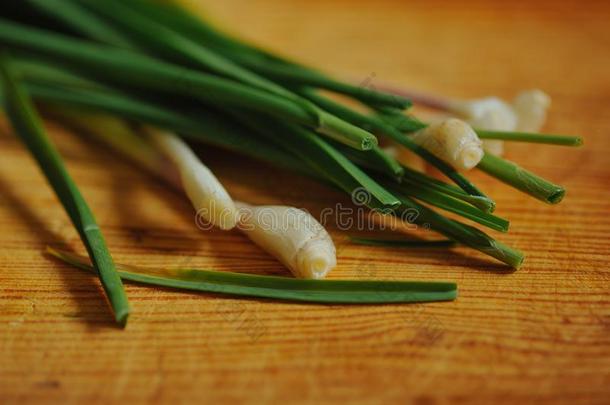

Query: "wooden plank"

xmin=1 ymin=0 xmax=609 ymax=403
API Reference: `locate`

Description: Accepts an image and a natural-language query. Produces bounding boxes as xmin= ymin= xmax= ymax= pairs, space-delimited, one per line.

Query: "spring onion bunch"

xmin=0 ymin=0 xmax=584 ymax=315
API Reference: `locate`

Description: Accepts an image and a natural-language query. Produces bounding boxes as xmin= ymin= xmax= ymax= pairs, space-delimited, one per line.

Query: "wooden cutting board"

xmin=1 ymin=0 xmax=609 ymax=403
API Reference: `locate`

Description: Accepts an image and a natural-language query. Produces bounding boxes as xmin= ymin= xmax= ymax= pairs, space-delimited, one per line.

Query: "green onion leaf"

xmin=349 ymin=237 xmax=456 ymax=248
xmin=0 ymin=54 xmax=130 ymax=325
xmin=476 ymin=130 xmax=583 ymax=146
xmin=25 ymin=0 xmax=134 ymax=48
xmin=47 ymin=247 xmax=458 ymax=304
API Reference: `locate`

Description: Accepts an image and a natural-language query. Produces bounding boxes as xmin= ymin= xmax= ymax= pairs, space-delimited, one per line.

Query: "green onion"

xmin=31 ymin=77 xmax=523 ymax=267
xmin=0 ymin=54 xmax=130 ymax=325
xmin=349 ymin=237 xmax=456 ymax=248
xmin=32 ymin=79 xmax=522 ymax=268
xmin=477 ymin=153 xmax=565 ymax=204
xmin=0 ymin=5 xmax=535 ymax=270
xmin=476 ymin=130 xmax=583 ymax=146
xmin=47 ymin=247 xmax=458 ymax=304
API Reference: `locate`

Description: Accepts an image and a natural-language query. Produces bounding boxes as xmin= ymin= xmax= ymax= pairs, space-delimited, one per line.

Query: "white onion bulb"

xmin=411 ymin=118 xmax=483 ymax=171
xmin=236 ymin=203 xmax=336 ymax=279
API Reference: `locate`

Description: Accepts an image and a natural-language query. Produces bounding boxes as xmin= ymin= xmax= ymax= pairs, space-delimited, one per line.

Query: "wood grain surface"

xmin=1 ymin=0 xmax=609 ymax=403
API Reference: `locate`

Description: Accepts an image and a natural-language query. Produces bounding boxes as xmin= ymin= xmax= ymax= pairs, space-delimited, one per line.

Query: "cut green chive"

xmin=477 ymin=153 xmax=565 ymax=204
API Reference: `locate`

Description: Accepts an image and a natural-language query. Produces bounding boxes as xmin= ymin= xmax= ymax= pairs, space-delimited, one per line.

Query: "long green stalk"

xmin=298 ymin=87 xmax=423 ymax=133
xmin=48 ymin=248 xmax=458 ymax=304
xmin=25 ymin=0 xmax=134 ymax=48
xmin=349 ymin=237 xmax=456 ymax=248
xmin=477 ymin=153 xmax=565 ymax=204
xmin=476 ymin=130 xmax=583 ymax=146
xmin=0 ymin=55 xmax=130 ymax=325
xmin=0 ymin=19 xmax=376 ymax=150
xmin=12 ymin=56 xmax=101 ymax=90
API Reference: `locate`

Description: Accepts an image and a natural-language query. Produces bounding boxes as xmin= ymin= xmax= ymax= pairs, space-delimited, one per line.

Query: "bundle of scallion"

xmin=0 ymin=0 xmax=582 ymax=324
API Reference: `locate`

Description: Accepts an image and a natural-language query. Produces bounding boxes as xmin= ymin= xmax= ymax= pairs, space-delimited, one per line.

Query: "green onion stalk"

xmin=0 ymin=54 xmax=130 ymax=325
